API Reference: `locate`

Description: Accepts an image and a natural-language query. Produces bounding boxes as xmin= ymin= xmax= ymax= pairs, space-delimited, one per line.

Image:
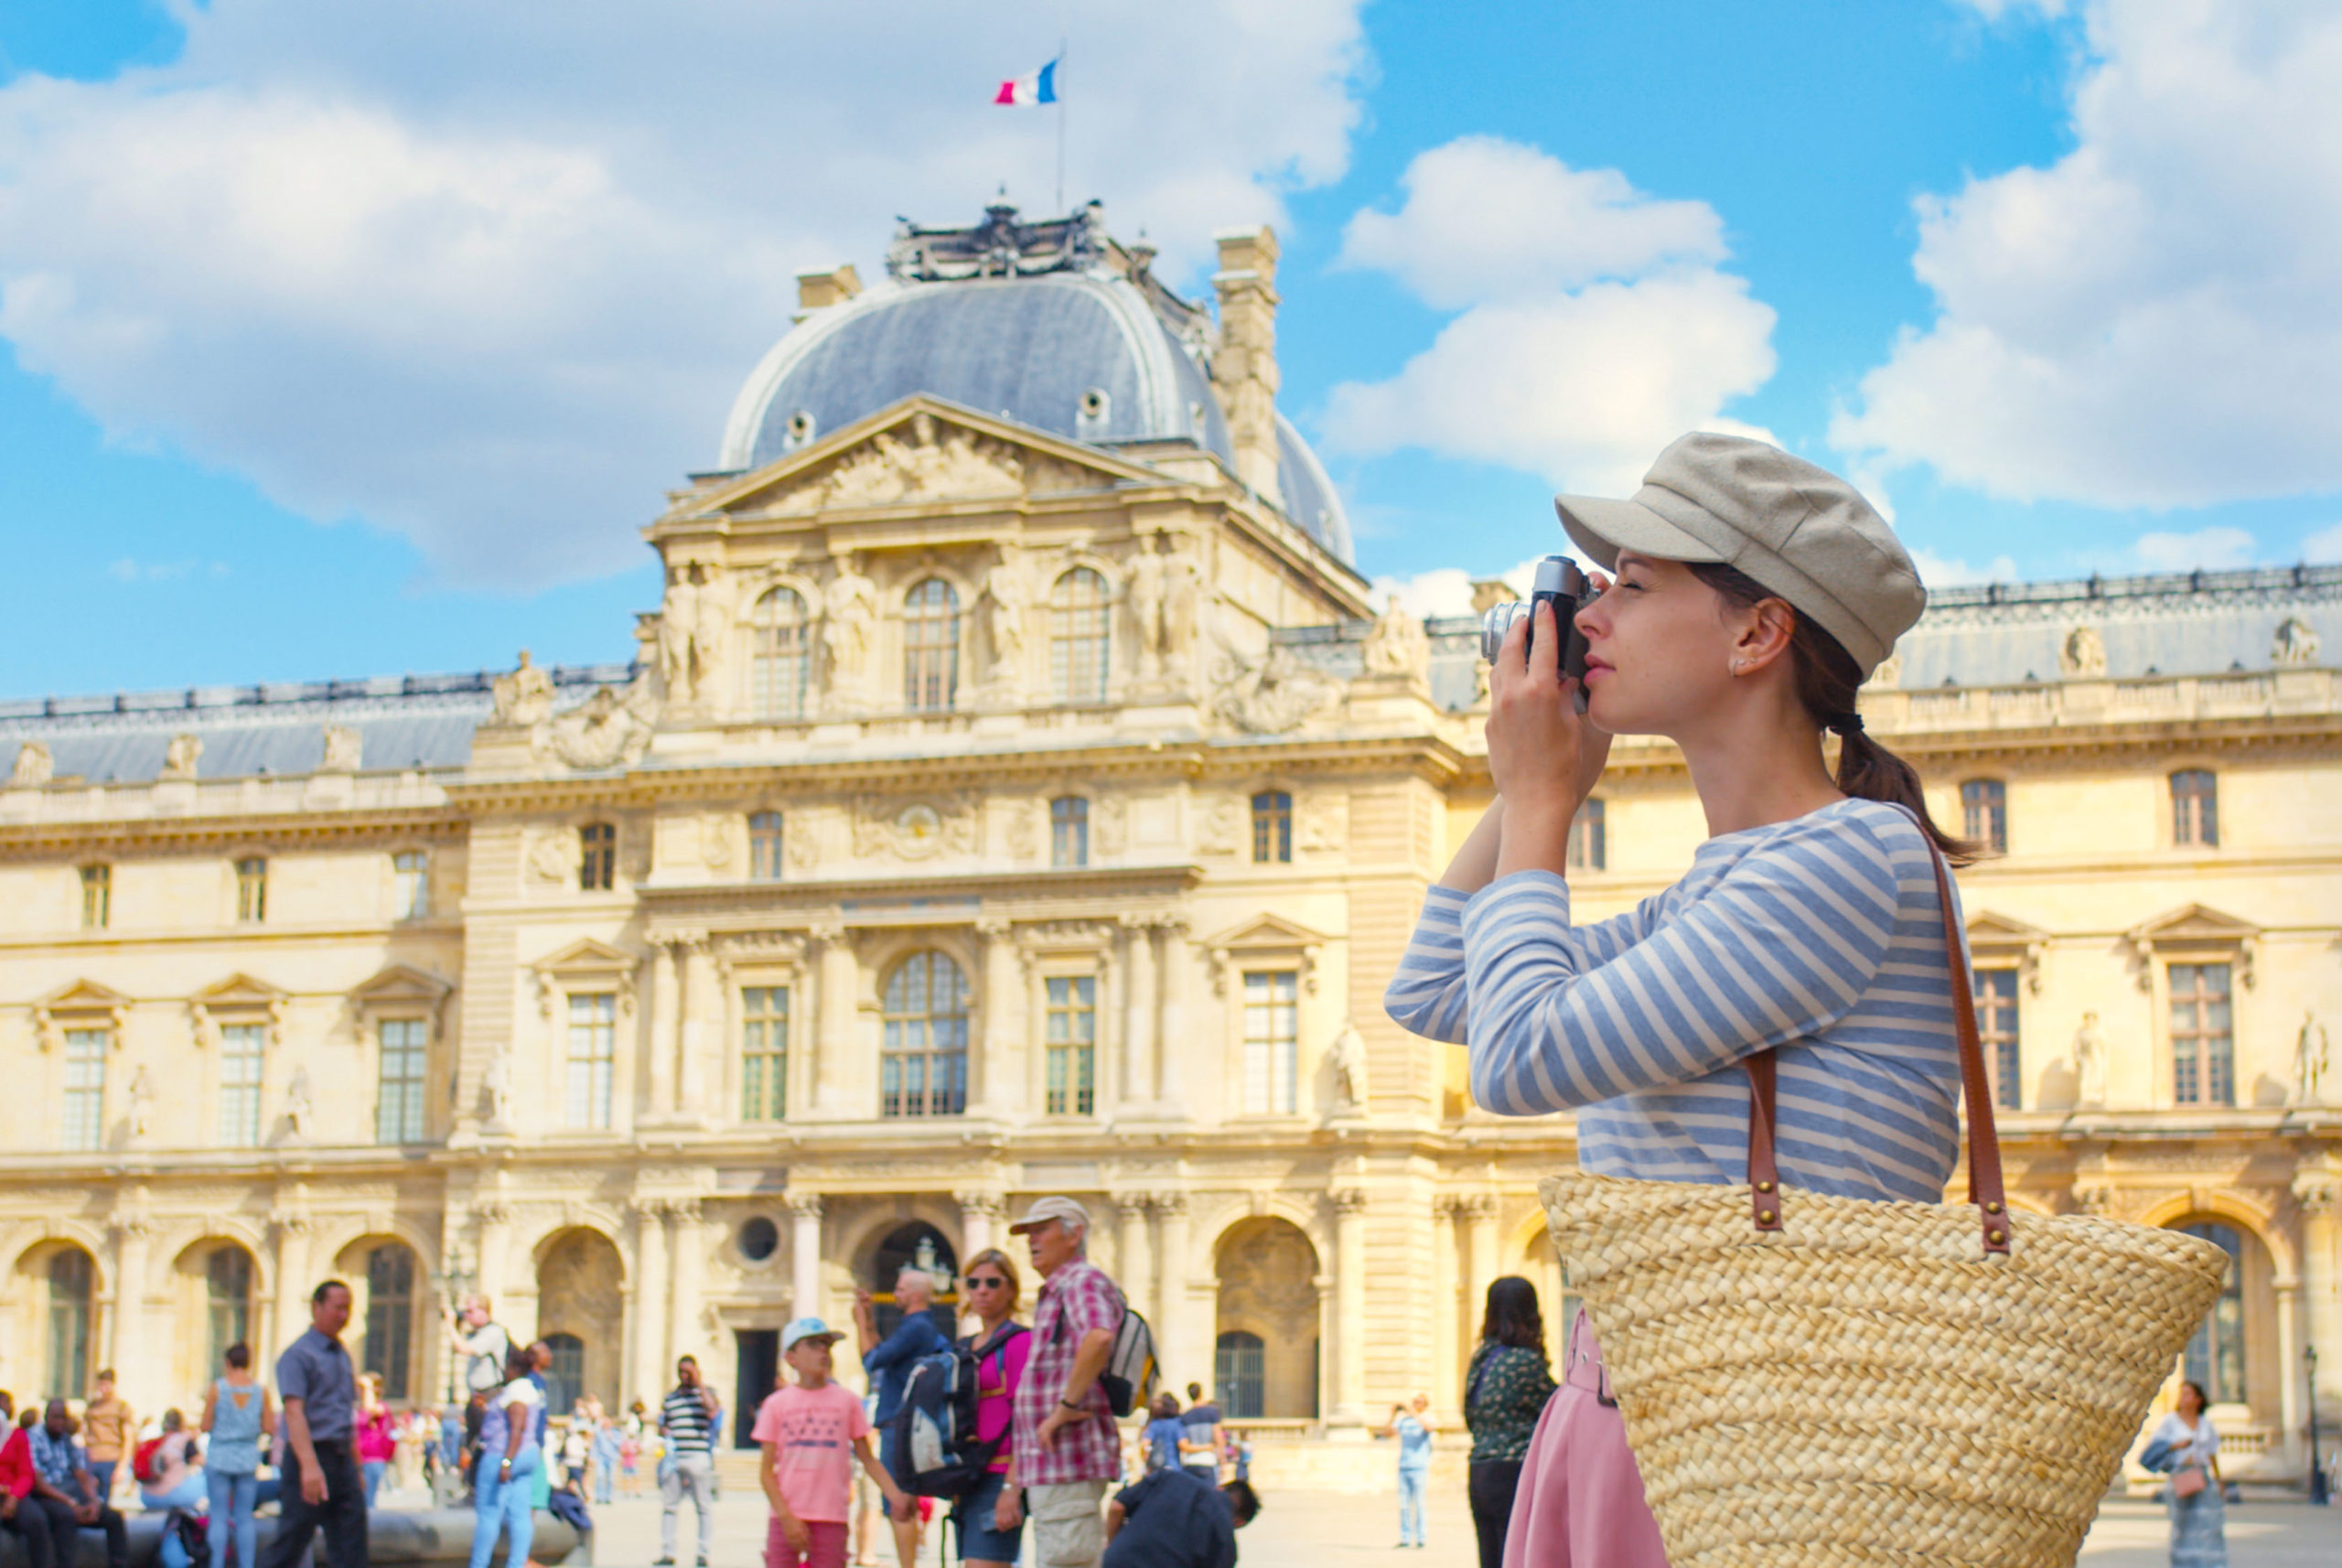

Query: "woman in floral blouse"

xmin=1463 ymin=1277 xmax=1558 ymax=1568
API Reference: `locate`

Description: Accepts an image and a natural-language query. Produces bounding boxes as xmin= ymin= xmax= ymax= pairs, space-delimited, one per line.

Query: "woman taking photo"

xmin=466 ymin=1346 xmax=544 ymax=1568
xmin=955 ymin=1247 xmax=1030 ymax=1568
xmin=1460 ymin=1278 xmax=1556 ymax=1568
xmin=1388 ymin=435 xmax=1973 ymax=1561
xmin=2143 ymin=1382 xmax=2227 ymax=1566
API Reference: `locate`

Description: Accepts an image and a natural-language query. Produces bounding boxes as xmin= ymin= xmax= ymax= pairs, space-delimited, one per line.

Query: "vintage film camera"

xmin=1479 ymin=556 xmax=1599 ymax=705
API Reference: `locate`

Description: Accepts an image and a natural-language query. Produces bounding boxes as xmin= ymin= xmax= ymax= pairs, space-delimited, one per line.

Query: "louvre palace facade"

xmin=1 ymin=202 xmax=2337 ymax=1488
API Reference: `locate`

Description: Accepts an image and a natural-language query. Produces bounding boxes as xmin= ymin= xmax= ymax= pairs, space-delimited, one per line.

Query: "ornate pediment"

xmin=1964 ymin=912 xmax=2049 ymax=994
xmin=350 ymin=964 xmax=455 ymax=1036
xmin=2125 ymin=903 xmax=2260 ymax=989
xmin=188 ymin=972 xmax=290 ymax=1049
xmin=1200 ymin=913 xmax=1331 ymax=996
xmin=34 ymin=980 xmax=132 ymax=1052
xmin=694 ymin=397 xmax=1154 ymax=519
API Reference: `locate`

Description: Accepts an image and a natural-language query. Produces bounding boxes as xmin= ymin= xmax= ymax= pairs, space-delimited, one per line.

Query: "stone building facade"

xmin=0 ymin=204 xmax=2336 ymax=1487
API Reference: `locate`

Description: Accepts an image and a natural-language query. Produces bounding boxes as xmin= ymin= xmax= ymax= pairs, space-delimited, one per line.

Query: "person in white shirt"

xmin=2144 ymin=1380 xmax=2225 ymax=1567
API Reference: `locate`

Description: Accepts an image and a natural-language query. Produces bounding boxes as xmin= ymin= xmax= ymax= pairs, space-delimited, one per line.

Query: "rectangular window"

xmin=749 ymin=812 xmax=785 ymax=882
xmin=1567 ymin=800 xmax=1606 ymax=872
xmin=741 ymin=986 xmax=788 ymax=1122
xmin=376 ymin=1018 xmax=429 ymax=1144
xmin=1961 ymin=779 xmax=2008 ymax=856
xmin=579 ymin=823 xmax=617 ymax=892
xmin=564 ymin=993 xmax=617 ymax=1129
xmin=218 ymin=1023 xmax=265 ymax=1147
xmin=1241 ymin=970 xmax=1299 ymax=1115
xmin=234 ymin=857 xmax=267 ymax=923
xmin=2171 ymin=770 xmax=2218 ymax=847
xmin=1251 ymin=792 xmax=1292 ymax=865
xmin=1974 ymin=969 xmax=2021 ymax=1111
xmin=1045 ymin=976 xmax=1097 ymax=1116
xmin=393 ymin=852 xmax=429 ymax=919
xmin=80 ymin=865 xmax=111 ymax=930
xmin=1051 ymin=797 xmax=1089 ymax=868
xmin=2169 ymin=962 xmax=2234 ymax=1106
xmin=62 ymin=1028 xmax=108 ymax=1152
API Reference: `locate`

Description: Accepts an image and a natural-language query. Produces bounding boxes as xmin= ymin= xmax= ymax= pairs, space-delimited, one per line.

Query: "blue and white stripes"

xmin=1385 ymin=799 xmax=1966 ymax=1203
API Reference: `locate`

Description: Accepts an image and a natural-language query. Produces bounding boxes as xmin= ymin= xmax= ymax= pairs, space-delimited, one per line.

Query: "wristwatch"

xmin=1058 ymin=1398 xmax=1084 ymax=1412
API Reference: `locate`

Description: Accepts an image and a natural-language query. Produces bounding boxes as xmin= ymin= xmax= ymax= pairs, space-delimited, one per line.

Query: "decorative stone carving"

xmin=1004 ymin=798 xmax=1039 ymax=862
xmin=1092 ymin=793 xmax=1127 ymax=857
xmin=1127 ymin=542 xmax=1167 ymax=675
xmin=482 ymin=1045 xmax=515 ymax=1131
xmin=786 ymin=812 xmax=823 ymax=873
xmin=9 ymin=742 xmax=53 ymax=788
xmin=785 ymin=1192 xmax=824 ymax=1220
xmin=1361 ymin=600 xmax=1429 ymax=679
xmin=822 ymin=555 xmax=879 ymax=696
xmin=701 ymin=813 xmax=736 ymax=871
xmin=536 ymin=678 xmax=659 ymax=771
xmin=283 ymin=1066 xmax=314 ymax=1144
xmin=656 ymin=564 xmax=725 ymax=704
xmin=2072 ymin=1012 xmax=2109 ymax=1108
xmin=1211 ymin=643 xmax=1342 ymax=735
xmin=854 ymin=793 xmax=977 ymax=861
xmin=491 ymin=650 xmax=555 ymax=727
xmin=2295 ymin=1011 xmax=2330 ymax=1107
xmin=161 ymin=732 xmax=203 ymax=781
xmin=980 ymin=555 xmax=1026 ymax=678
xmin=318 ymin=725 xmax=362 ymax=773
xmin=2059 ymin=625 xmax=2106 ymax=678
xmin=795 ymin=412 xmax=1026 ymax=509
xmin=527 ymin=827 xmax=581 ymax=887
xmin=1198 ymin=795 xmax=1241 ymax=856
xmin=126 ymin=1064 xmax=157 ymax=1145
xmin=1164 ymin=549 xmax=1202 ymax=665
xmin=1327 ymin=1022 xmax=1369 ymax=1112
xmin=2071 ymin=1178 xmax=2115 ymax=1217
xmin=2272 ymin=616 xmax=2320 ymax=667
xmin=1300 ymin=791 xmax=1348 ymax=855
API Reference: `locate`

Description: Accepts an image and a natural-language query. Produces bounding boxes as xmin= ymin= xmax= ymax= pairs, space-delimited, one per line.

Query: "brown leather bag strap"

xmin=1744 ymin=815 xmax=2011 ymax=1257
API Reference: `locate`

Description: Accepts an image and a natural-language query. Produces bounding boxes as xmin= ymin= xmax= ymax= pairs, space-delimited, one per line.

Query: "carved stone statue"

xmin=284 ymin=1066 xmax=314 ymax=1143
xmin=1327 ymin=1022 xmax=1370 ymax=1112
xmin=2295 ymin=1011 xmax=2330 ymax=1107
xmin=161 ymin=732 xmax=203 ymax=782
xmin=492 ymin=650 xmax=555 ymax=727
xmin=2272 ymin=616 xmax=2321 ymax=668
xmin=1212 ymin=643 xmax=1342 ymax=735
xmin=318 ymin=725 xmax=362 ymax=774
xmin=2060 ymin=625 xmax=2107 ymax=679
xmin=9 ymin=742 xmax=53 ymax=789
xmin=2072 ymin=1012 xmax=2109 ymax=1108
xmin=822 ymin=556 xmax=879 ymax=693
xmin=658 ymin=565 xmax=710 ymax=702
xmin=1164 ymin=550 xmax=1202 ymax=665
xmin=1127 ymin=544 xmax=1167 ymax=673
xmin=127 ymin=1064 xmax=156 ymax=1145
xmin=1361 ymin=599 xmax=1430 ymax=679
xmin=483 ymin=1046 xmax=515 ymax=1131
xmin=537 ymin=678 xmax=659 ymax=770
xmin=981 ymin=557 xmax=1026 ymax=671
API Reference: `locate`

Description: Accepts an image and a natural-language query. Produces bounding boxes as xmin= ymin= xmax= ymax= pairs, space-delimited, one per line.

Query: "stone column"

xmin=472 ymin=1201 xmax=513 ymax=1323
xmin=270 ymin=1210 xmax=313 ymax=1364
xmin=1120 ymin=918 xmax=1156 ymax=1114
xmin=1460 ymin=1195 xmax=1498 ymax=1334
xmin=977 ymin=919 xmax=1020 ymax=1117
xmin=673 ymin=938 xmax=708 ymax=1119
xmin=1116 ymin=1197 xmax=1155 ymax=1338
xmin=1156 ymin=919 xmax=1190 ymax=1111
xmin=2295 ymin=1171 xmax=2340 ymax=1412
xmin=2276 ymin=1278 xmax=2304 ymax=1471
xmin=1331 ymin=1188 xmax=1370 ymax=1424
xmin=106 ymin=1216 xmax=154 ymax=1399
xmin=628 ymin=1199 xmax=671 ymax=1408
xmin=1153 ymin=1193 xmax=1191 ymax=1388
xmin=1433 ymin=1197 xmax=1463 ymax=1415
xmin=813 ymin=924 xmax=858 ymax=1117
xmin=647 ymin=941 xmax=679 ymax=1116
xmin=669 ymin=1200 xmax=706 ymax=1375
xmin=788 ymin=1195 xmax=825 ymax=1323
xmin=957 ymin=1190 xmax=1004 ymax=1267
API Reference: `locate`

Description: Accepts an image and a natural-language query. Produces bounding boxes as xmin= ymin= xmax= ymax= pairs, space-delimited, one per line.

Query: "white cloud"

xmin=1322 ymin=138 xmax=1777 ymax=496
xmin=1907 ymin=547 xmax=2018 ymax=586
xmin=1370 ymin=554 xmax=1577 ymax=619
xmin=2302 ymin=521 xmax=2342 ymax=564
xmin=1835 ymin=0 xmax=2342 ymax=510
xmin=0 ymin=0 xmax=1370 ymax=588
xmin=2133 ymin=525 xmax=2256 ymax=572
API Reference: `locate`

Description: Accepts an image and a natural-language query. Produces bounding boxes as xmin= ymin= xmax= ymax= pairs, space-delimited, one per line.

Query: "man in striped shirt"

xmin=656 ymin=1356 xmax=723 ymax=1568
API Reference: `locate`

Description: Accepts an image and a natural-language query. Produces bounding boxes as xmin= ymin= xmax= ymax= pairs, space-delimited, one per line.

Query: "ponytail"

xmin=1688 ymin=562 xmax=1978 ymax=866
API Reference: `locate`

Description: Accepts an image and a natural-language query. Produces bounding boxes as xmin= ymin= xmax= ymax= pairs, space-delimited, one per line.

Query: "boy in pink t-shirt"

xmin=755 ymin=1317 xmax=910 ymax=1568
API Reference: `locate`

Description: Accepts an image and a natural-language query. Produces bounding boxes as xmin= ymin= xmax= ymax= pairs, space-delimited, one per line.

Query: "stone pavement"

xmin=512 ymin=1485 xmax=2342 ymax=1567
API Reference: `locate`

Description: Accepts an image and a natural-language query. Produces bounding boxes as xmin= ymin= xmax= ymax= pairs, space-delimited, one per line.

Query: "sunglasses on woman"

xmin=966 ymin=1275 xmax=1009 ymax=1289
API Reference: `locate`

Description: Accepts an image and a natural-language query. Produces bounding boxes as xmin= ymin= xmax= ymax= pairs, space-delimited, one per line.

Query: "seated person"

xmin=1101 ymin=1466 xmax=1259 ymax=1568
xmin=3 ymin=1404 xmax=60 ymax=1568
xmin=27 ymin=1402 xmax=128 ymax=1568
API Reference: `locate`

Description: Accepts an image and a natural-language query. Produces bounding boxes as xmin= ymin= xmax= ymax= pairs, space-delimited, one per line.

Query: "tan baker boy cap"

xmin=1008 ymin=1196 xmax=1092 ymax=1236
xmin=1552 ymin=433 xmax=1924 ymax=681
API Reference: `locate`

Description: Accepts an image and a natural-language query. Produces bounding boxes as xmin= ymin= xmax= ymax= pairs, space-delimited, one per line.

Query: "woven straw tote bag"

xmin=1538 ymin=833 xmax=2230 ymax=1567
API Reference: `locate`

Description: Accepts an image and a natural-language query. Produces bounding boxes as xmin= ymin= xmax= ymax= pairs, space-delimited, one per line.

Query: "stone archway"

xmin=536 ymin=1229 xmax=623 ymax=1413
xmin=2162 ymin=1213 xmax=2280 ymax=1423
xmin=171 ymin=1239 xmax=259 ymax=1397
xmin=15 ymin=1241 xmax=101 ymax=1404
xmin=1212 ymin=1219 xmax=1320 ymax=1420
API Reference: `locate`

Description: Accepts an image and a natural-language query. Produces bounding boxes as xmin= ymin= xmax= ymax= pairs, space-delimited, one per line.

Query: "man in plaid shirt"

xmin=1009 ymin=1197 xmax=1127 ymax=1568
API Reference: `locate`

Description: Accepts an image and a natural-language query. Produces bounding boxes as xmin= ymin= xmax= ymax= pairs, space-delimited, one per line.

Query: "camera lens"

xmin=1479 ymin=602 xmax=1527 ymax=663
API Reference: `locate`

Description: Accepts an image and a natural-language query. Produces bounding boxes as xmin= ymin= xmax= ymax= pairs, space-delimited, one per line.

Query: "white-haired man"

xmin=1009 ymin=1197 xmax=1127 ymax=1568
xmin=854 ymin=1267 xmax=948 ymax=1568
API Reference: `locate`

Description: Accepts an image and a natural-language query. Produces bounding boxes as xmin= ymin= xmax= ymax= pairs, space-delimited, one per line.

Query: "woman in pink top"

xmin=355 ymin=1375 xmax=398 ymax=1508
xmin=955 ymin=1248 xmax=1032 ymax=1568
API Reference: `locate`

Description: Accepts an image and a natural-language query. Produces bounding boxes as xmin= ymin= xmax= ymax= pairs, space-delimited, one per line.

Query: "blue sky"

xmin=3 ymin=0 xmax=2337 ymax=696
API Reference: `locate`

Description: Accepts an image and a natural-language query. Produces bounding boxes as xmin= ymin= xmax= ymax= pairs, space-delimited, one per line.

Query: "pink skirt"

xmin=1502 ymin=1308 xmax=1671 ymax=1568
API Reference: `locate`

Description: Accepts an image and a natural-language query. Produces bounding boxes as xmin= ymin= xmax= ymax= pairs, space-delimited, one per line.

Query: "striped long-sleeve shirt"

xmin=1385 ymin=798 xmax=1966 ymax=1202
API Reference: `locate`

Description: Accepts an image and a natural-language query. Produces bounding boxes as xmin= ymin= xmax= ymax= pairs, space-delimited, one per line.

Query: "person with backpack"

xmin=1140 ymin=1398 xmax=1183 ymax=1476
xmin=202 ymin=1344 xmax=274 ymax=1568
xmin=1175 ymin=1387 xmax=1221 ymax=1487
xmin=753 ymin=1318 xmax=908 ymax=1568
xmin=954 ymin=1248 xmax=1031 ymax=1568
xmin=854 ymin=1268 xmax=949 ymax=1568
xmin=1009 ymin=1197 xmax=1128 ymax=1568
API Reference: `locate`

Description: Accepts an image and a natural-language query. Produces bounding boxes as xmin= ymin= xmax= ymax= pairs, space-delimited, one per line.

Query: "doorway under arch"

xmin=2164 ymin=1215 xmax=2276 ymax=1417
xmin=536 ymin=1229 xmax=623 ymax=1413
xmin=1212 ymin=1219 xmax=1320 ymax=1420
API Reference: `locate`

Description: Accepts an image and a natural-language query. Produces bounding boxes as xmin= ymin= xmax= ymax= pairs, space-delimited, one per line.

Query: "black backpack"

xmin=166 ymin=1509 xmax=211 ymax=1568
xmin=884 ymin=1323 xmax=1029 ymax=1499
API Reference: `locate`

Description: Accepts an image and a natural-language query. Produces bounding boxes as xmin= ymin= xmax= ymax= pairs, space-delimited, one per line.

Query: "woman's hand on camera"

xmin=1488 ymin=598 xmax=1609 ymax=877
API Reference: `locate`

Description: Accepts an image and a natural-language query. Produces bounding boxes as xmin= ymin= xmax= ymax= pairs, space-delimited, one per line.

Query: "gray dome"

xmin=716 ymin=269 xmax=1353 ymax=564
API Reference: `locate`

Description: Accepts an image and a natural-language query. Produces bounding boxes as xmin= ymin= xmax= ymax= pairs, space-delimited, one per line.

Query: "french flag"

xmin=994 ymin=59 xmax=1059 ymax=105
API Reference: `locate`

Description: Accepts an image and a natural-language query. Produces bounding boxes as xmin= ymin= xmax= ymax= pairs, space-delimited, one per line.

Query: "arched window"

xmin=1050 ymin=796 xmax=1089 ymax=868
xmin=903 ymin=579 xmax=961 ymax=713
xmin=1251 ymin=791 xmax=1292 ymax=864
xmin=2176 ymin=1222 xmax=2245 ymax=1403
xmin=1215 ymin=1331 xmax=1265 ymax=1420
xmin=48 ymin=1249 xmax=94 ymax=1396
xmin=748 ymin=811 xmax=785 ymax=881
xmin=364 ymin=1244 xmax=416 ymax=1401
xmin=206 ymin=1246 xmax=254 ymax=1371
xmin=1049 ymin=568 xmax=1112 ymax=704
xmin=751 ymin=588 xmax=811 ymax=720
xmin=579 ymin=822 xmax=617 ymax=892
xmin=544 ymin=1332 xmax=586 ymax=1417
xmin=881 ymin=951 xmax=970 ymax=1118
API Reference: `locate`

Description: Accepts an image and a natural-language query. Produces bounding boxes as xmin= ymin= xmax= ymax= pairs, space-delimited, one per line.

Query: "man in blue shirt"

xmin=264 ymin=1280 xmax=368 ymax=1568
xmin=852 ymin=1268 xmax=947 ymax=1568
xmin=1101 ymin=1470 xmax=1258 ymax=1568
xmin=27 ymin=1400 xmax=127 ymax=1568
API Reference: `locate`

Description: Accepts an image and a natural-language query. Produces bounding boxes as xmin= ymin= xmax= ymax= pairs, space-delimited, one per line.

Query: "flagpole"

xmin=1055 ymin=37 xmax=1067 ymax=215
